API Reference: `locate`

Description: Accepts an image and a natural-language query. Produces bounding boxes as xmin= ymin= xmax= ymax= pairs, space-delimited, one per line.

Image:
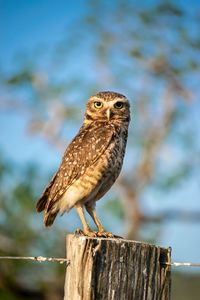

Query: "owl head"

xmin=84 ymin=91 xmax=130 ymax=124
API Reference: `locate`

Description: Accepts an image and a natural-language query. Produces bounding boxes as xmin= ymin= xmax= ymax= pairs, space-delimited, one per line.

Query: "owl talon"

xmin=97 ymin=232 xmax=123 ymax=238
xmin=86 ymin=231 xmax=97 ymax=238
xmin=74 ymin=228 xmax=97 ymax=238
xmin=113 ymin=234 xmax=124 ymax=239
xmin=97 ymin=231 xmax=114 ymax=238
xmin=74 ymin=228 xmax=85 ymax=236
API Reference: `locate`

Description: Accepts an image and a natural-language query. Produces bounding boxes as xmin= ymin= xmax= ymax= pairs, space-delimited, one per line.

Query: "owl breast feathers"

xmin=36 ymin=91 xmax=130 ymax=236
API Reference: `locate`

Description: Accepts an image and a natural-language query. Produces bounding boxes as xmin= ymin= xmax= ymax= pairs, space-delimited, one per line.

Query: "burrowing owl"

xmin=36 ymin=91 xmax=130 ymax=237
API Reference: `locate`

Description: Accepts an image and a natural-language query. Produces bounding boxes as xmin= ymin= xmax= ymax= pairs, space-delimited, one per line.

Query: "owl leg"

xmin=85 ymin=204 xmax=114 ymax=238
xmin=75 ymin=204 xmax=97 ymax=237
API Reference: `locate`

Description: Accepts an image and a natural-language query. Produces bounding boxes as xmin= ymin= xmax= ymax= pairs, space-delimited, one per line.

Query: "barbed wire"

xmin=0 ymin=255 xmax=200 ymax=267
xmin=166 ymin=262 xmax=200 ymax=267
xmin=0 ymin=256 xmax=70 ymax=265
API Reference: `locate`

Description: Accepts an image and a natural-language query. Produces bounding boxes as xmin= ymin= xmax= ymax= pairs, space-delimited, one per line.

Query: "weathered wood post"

xmin=64 ymin=234 xmax=171 ymax=300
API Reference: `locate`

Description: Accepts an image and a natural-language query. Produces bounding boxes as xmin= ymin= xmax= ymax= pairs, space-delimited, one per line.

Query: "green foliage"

xmin=156 ymin=3 xmax=183 ymax=16
xmin=157 ymin=164 xmax=192 ymax=191
xmin=6 ymin=69 xmax=35 ymax=86
xmin=172 ymin=273 xmax=200 ymax=300
xmin=0 ymin=155 xmax=66 ymax=297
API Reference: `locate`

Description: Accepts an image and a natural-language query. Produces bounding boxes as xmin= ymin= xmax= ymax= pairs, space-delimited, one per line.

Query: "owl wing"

xmin=37 ymin=123 xmax=115 ymax=212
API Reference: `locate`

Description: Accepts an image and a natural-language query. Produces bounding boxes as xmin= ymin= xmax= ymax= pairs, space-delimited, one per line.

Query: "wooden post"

xmin=64 ymin=234 xmax=171 ymax=300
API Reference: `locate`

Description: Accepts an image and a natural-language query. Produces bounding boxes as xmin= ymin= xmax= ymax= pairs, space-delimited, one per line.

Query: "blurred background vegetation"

xmin=0 ymin=0 xmax=200 ymax=299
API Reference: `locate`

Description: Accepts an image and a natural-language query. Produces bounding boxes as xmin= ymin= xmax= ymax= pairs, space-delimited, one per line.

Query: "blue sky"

xmin=1 ymin=0 xmax=85 ymax=68
xmin=1 ymin=0 xmax=200 ymax=271
xmin=0 ymin=0 xmax=86 ymax=166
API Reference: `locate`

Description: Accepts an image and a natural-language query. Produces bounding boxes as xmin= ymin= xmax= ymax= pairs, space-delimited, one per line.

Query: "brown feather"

xmin=36 ymin=174 xmax=57 ymax=212
xmin=44 ymin=211 xmax=58 ymax=226
xmin=42 ymin=123 xmax=115 ymax=213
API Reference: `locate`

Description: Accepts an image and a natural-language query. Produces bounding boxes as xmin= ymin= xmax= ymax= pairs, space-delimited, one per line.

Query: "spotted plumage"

xmin=36 ymin=91 xmax=130 ymax=237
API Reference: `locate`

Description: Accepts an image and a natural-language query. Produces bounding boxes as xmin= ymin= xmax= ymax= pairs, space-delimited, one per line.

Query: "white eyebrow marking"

xmin=100 ymin=99 xmax=127 ymax=110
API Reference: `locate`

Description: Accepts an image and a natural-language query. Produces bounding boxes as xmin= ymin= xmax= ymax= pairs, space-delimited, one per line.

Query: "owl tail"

xmin=36 ymin=173 xmax=57 ymax=213
xmin=36 ymin=196 xmax=47 ymax=212
xmin=44 ymin=210 xmax=58 ymax=227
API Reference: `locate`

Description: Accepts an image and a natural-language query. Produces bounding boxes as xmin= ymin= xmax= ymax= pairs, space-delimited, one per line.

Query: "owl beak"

xmin=106 ymin=109 xmax=111 ymax=121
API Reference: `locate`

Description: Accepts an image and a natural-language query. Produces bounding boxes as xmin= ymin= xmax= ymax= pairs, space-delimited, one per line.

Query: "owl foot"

xmin=113 ymin=234 xmax=124 ymax=239
xmin=75 ymin=229 xmax=123 ymax=239
xmin=97 ymin=231 xmax=114 ymax=238
xmin=97 ymin=231 xmax=124 ymax=239
xmin=75 ymin=228 xmax=97 ymax=238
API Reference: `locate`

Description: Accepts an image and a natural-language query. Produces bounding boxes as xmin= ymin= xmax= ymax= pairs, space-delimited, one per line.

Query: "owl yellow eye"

xmin=94 ymin=101 xmax=103 ymax=109
xmin=114 ymin=101 xmax=124 ymax=109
